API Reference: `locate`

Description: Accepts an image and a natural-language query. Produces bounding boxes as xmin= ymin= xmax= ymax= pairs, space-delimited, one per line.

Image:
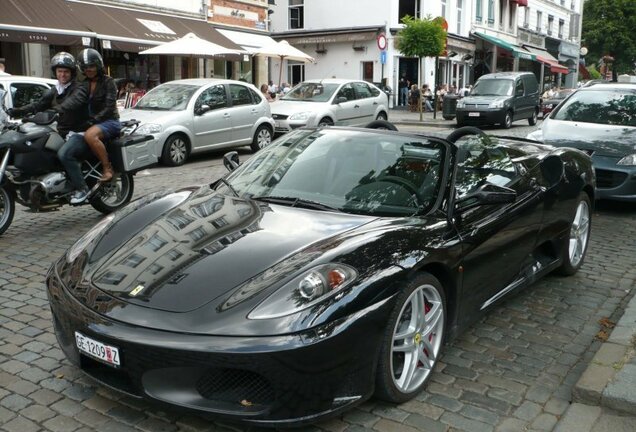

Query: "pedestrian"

xmin=421 ymin=84 xmax=434 ymax=112
xmin=268 ymin=80 xmax=278 ymax=99
xmin=0 ymin=58 xmax=9 ymax=76
xmin=408 ymin=84 xmax=420 ymax=112
xmin=398 ymin=74 xmax=409 ymax=106
xmin=260 ymin=83 xmax=274 ymax=102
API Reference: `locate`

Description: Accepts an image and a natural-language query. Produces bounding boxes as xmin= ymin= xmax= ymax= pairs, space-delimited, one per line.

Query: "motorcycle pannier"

xmin=109 ymin=134 xmax=158 ymax=173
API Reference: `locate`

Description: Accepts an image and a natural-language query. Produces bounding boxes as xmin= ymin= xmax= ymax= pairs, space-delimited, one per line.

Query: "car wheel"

xmin=89 ymin=173 xmax=134 ymax=214
xmin=528 ymin=109 xmax=538 ymax=126
xmin=502 ymin=111 xmax=513 ymax=129
xmin=161 ymin=134 xmax=189 ymax=166
xmin=0 ymin=185 xmax=16 ymax=236
xmin=557 ymin=192 xmax=592 ymax=275
xmin=318 ymin=117 xmax=334 ymax=127
xmin=376 ymin=112 xmax=388 ymax=121
xmin=251 ymin=125 xmax=273 ymax=152
xmin=375 ymin=273 xmax=446 ymax=403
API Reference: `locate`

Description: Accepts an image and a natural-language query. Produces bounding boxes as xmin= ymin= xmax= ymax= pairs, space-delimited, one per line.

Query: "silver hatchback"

xmin=120 ymin=79 xmax=275 ymax=166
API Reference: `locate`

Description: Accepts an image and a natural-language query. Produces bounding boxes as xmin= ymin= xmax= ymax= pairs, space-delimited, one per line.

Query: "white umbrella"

xmin=254 ymin=40 xmax=315 ymax=86
xmin=139 ymin=32 xmax=244 ymax=57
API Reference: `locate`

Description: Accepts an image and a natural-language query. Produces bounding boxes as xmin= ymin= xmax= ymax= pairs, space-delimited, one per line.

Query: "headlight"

xmin=545 ymin=104 xmax=553 ymax=109
xmin=618 ymin=153 xmax=636 ymax=166
xmin=289 ymin=111 xmax=313 ymax=121
xmin=526 ymin=129 xmax=543 ymax=142
xmin=67 ymin=214 xmax=115 ymax=262
xmin=489 ymin=100 xmax=505 ymax=108
xmin=249 ymin=263 xmax=357 ymax=319
xmin=136 ymin=123 xmax=162 ymax=135
xmin=456 ymin=100 xmax=465 ymax=108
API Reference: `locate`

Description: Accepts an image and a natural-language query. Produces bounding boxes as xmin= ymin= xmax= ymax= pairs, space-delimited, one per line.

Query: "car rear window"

xmin=551 ymin=89 xmax=636 ymax=127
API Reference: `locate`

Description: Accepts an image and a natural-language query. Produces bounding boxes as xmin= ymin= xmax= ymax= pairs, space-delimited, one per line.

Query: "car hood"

xmin=461 ymin=95 xmax=509 ymax=104
xmin=119 ymin=108 xmax=179 ymax=124
xmin=270 ymin=100 xmax=325 ymax=116
xmin=541 ymin=119 xmax=636 ymax=156
xmin=82 ymin=186 xmax=375 ymax=313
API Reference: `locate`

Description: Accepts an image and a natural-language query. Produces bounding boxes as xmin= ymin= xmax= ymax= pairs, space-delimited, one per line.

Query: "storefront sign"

xmin=137 ymin=19 xmax=176 ymax=35
xmin=213 ymin=6 xmax=259 ymax=22
xmin=289 ymin=31 xmax=376 ymax=45
xmin=560 ymin=41 xmax=579 ymax=58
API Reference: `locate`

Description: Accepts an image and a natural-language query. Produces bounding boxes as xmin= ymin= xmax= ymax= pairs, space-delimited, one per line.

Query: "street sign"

xmin=380 ymin=50 xmax=386 ymax=65
xmin=377 ymin=33 xmax=387 ymax=51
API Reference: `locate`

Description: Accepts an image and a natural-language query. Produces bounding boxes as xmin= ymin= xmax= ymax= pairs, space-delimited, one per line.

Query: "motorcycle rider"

xmin=7 ymin=52 xmax=88 ymax=139
xmin=61 ymin=48 xmax=121 ymax=204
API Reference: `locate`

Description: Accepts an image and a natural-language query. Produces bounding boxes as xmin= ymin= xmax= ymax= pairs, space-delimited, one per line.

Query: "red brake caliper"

xmin=418 ymin=301 xmax=433 ymax=365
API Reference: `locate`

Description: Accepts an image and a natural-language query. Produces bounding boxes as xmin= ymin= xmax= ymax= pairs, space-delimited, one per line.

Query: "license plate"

xmin=468 ymin=112 xmax=480 ymax=117
xmin=75 ymin=332 xmax=120 ymax=367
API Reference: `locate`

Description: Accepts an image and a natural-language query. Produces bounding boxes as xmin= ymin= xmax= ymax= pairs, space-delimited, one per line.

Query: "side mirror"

xmin=516 ymin=89 xmax=524 ymax=97
xmin=223 ymin=151 xmax=240 ymax=171
xmin=336 ymin=96 xmax=348 ymax=104
xmin=196 ymin=104 xmax=211 ymax=115
xmin=456 ymin=183 xmax=516 ymax=212
xmin=540 ymin=155 xmax=564 ymax=189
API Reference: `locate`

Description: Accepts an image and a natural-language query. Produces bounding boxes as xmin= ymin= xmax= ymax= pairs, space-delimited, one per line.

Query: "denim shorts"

xmin=96 ymin=119 xmax=122 ymax=140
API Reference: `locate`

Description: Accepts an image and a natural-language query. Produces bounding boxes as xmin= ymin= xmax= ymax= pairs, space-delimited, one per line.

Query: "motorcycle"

xmin=0 ymin=89 xmax=158 ymax=235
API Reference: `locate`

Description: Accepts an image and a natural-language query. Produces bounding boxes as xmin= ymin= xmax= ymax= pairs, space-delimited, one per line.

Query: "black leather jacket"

xmin=14 ymin=81 xmax=89 ymax=137
xmin=86 ymin=75 xmax=119 ymax=123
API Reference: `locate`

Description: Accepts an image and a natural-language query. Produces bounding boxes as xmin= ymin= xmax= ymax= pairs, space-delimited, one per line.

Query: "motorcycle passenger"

xmin=63 ymin=48 xmax=121 ymax=204
xmin=7 ymin=52 xmax=89 ymax=139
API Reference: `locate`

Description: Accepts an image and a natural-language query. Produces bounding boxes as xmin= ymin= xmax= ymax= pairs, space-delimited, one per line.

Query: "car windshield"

xmin=280 ymin=82 xmax=339 ymax=102
xmin=221 ymin=129 xmax=445 ymax=216
xmin=471 ymin=79 xmax=513 ymax=96
xmin=134 ymin=83 xmax=199 ymax=111
xmin=551 ymin=89 xmax=636 ymax=127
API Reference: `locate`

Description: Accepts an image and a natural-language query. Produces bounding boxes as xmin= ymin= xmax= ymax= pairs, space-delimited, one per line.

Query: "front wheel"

xmin=557 ymin=192 xmax=591 ymax=275
xmin=528 ymin=109 xmax=538 ymax=126
xmin=250 ymin=125 xmax=273 ymax=152
xmin=89 ymin=173 xmax=134 ymax=214
xmin=0 ymin=185 xmax=16 ymax=236
xmin=161 ymin=134 xmax=189 ymax=166
xmin=375 ymin=273 xmax=446 ymax=403
xmin=502 ymin=111 xmax=513 ymax=129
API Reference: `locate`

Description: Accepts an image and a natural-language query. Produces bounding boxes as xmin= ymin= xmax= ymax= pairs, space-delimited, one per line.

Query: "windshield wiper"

xmin=253 ymin=195 xmax=340 ymax=212
xmin=213 ymin=178 xmax=239 ymax=197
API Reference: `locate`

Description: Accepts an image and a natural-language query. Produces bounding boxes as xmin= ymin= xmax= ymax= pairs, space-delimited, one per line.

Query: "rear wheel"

xmin=557 ymin=192 xmax=591 ymax=275
xmin=250 ymin=125 xmax=273 ymax=152
xmin=375 ymin=273 xmax=446 ymax=403
xmin=0 ymin=185 xmax=16 ymax=236
xmin=89 ymin=173 xmax=134 ymax=214
xmin=528 ymin=109 xmax=538 ymax=126
xmin=161 ymin=134 xmax=189 ymax=166
xmin=318 ymin=117 xmax=334 ymax=127
xmin=376 ymin=112 xmax=388 ymax=121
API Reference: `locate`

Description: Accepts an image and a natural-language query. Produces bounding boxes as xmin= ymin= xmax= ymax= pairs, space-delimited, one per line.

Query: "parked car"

xmin=456 ymin=72 xmax=540 ymax=129
xmin=119 ymin=79 xmax=275 ymax=166
xmin=0 ymin=75 xmax=56 ymax=115
xmin=270 ymin=79 xmax=389 ymax=134
xmin=541 ymin=88 xmax=575 ymax=117
xmin=527 ymin=83 xmax=636 ymax=201
xmin=48 ymin=123 xmax=594 ymax=426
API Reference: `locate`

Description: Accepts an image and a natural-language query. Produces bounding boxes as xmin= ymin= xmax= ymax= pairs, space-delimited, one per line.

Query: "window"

xmin=121 ymin=253 xmax=146 ymax=269
xmin=558 ymin=19 xmax=565 ymax=38
xmin=287 ymin=62 xmax=305 ymax=86
xmin=523 ymin=7 xmax=529 ymax=27
xmin=336 ymin=83 xmax=357 ymax=102
xmin=187 ymin=226 xmax=207 ymax=242
xmin=167 ymin=249 xmax=183 ymax=261
xmin=475 ymin=0 xmax=482 ymax=22
xmin=352 ymin=82 xmax=373 ymax=99
xmin=398 ymin=0 xmax=419 ymax=21
xmin=536 ymin=11 xmax=543 ymax=32
xmin=166 ymin=210 xmax=195 ymax=230
xmin=289 ymin=0 xmax=304 ymax=29
xmin=515 ymin=79 xmax=524 ymax=97
xmin=508 ymin=3 xmax=515 ymax=30
xmin=146 ymin=234 xmax=167 ymax=252
xmin=498 ymin=0 xmax=505 ymax=28
xmin=457 ymin=0 xmax=463 ymax=34
xmin=195 ymin=84 xmax=227 ymax=112
xmin=547 ymin=15 xmax=554 ymax=35
xmin=487 ymin=0 xmax=495 ymax=24
xmin=211 ymin=217 xmax=228 ymax=229
xmin=229 ymin=84 xmax=253 ymax=107
xmin=441 ymin=0 xmax=447 ymax=19
xmin=551 ymin=89 xmax=636 ymax=127
xmin=10 ymin=83 xmax=49 ymax=108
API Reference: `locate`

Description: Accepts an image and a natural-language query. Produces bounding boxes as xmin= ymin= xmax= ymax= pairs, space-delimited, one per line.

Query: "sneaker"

xmin=70 ymin=188 xmax=90 ymax=205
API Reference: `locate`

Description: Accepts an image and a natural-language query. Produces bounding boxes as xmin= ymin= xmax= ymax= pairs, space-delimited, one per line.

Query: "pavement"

xmin=1 ymin=143 xmax=636 ymax=431
xmin=388 ymin=105 xmax=457 ymax=128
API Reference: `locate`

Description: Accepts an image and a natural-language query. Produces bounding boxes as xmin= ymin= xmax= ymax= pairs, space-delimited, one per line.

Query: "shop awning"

xmin=65 ymin=2 xmax=243 ymax=54
xmin=522 ymin=45 xmax=570 ymax=74
xmin=218 ymin=29 xmax=277 ymax=54
xmin=473 ymin=32 xmax=535 ymax=60
xmin=0 ymin=0 xmax=94 ymax=46
xmin=510 ymin=0 xmax=529 ymax=6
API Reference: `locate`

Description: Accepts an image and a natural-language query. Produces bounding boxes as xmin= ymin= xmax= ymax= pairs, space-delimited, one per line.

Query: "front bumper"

xmin=456 ymin=108 xmax=506 ymax=125
xmin=46 ymin=262 xmax=392 ymax=425
xmin=272 ymin=117 xmax=309 ymax=135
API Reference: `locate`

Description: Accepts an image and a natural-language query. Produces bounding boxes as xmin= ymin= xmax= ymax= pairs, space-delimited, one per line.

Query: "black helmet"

xmin=77 ymin=48 xmax=104 ymax=74
xmin=50 ymin=52 xmax=77 ymax=77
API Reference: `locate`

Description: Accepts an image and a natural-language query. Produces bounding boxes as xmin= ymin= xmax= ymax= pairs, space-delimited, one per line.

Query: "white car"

xmin=0 ymin=76 xmax=57 ymax=115
xmin=270 ymin=79 xmax=389 ymax=134
xmin=119 ymin=79 xmax=275 ymax=166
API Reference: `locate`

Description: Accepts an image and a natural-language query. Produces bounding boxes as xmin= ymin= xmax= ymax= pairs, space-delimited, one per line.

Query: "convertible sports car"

xmin=47 ymin=124 xmax=595 ymax=426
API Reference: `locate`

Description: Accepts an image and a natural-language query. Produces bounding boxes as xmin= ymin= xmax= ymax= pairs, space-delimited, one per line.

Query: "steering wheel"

xmin=377 ymin=175 xmax=420 ymax=196
xmin=446 ymin=126 xmax=488 ymax=143
xmin=365 ymin=120 xmax=398 ymax=131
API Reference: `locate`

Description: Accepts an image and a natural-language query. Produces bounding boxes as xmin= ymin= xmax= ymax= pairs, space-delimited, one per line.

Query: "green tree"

xmin=582 ymin=0 xmax=636 ymax=80
xmin=395 ymin=16 xmax=446 ymax=119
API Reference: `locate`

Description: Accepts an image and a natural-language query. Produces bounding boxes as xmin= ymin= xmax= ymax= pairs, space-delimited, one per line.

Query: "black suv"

xmin=456 ymin=72 xmax=540 ymax=129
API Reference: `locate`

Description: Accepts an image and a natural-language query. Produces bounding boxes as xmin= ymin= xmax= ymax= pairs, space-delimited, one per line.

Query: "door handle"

xmin=373 ymin=102 xmax=378 ymax=105
xmin=354 ymin=104 xmax=360 ymax=108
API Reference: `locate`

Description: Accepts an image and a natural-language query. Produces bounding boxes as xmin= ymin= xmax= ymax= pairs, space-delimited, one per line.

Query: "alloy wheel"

xmin=568 ymin=199 xmax=590 ymax=267
xmin=170 ymin=138 xmax=187 ymax=165
xmin=256 ymin=128 xmax=271 ymax=149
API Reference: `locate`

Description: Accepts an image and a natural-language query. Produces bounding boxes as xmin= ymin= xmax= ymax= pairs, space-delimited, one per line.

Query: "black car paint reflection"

xmin=47 ymin=127 xmax=595 ymax=426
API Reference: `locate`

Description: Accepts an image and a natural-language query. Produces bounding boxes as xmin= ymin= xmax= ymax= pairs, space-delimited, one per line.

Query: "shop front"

xmin=472 ymin=31 xmax=535 ymax=80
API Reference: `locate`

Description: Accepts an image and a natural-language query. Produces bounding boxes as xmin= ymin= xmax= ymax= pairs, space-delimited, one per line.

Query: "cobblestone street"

xmin=1 ymin=148 xmax=635 ymax=432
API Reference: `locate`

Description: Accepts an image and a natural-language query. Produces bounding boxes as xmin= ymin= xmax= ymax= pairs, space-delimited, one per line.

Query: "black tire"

xmin=161 ymin=134 xmax=190 ymax=166
xmin=251 ymin=125 xmax=273 ymax=152
xmin=443 ymin=115 xmax=455 ymax=120
xmin=557 ymin=192 xmax=592 ymax=276
xmin=0 ymin=185 xmax=16 ymax=236
xmin=502 ymin=111 xmax=513 ymax=129
xmin=318 ymin=117 xmax=334 ymax=127
xmin=375 ymin=273 xmax=446 ymax=403
xmin=376 ymin=112 xmax=388 ymax=121
xmin=89 ymin=173 xmax=134 ymax=214
xmin=365 ymin=120 xmax=398 ymax=131
xmin=528 ymin=109 xmax=538 ymax=126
